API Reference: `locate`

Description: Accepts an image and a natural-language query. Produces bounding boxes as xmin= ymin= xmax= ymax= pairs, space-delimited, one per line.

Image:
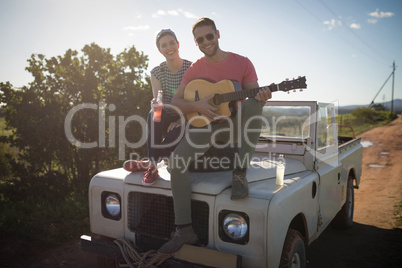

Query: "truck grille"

xmin=127 ymin=192 xmax=209 ymax=251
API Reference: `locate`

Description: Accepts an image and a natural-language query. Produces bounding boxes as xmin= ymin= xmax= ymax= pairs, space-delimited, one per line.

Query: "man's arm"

xmin=171 ymin=84 xmax=218 ymax=120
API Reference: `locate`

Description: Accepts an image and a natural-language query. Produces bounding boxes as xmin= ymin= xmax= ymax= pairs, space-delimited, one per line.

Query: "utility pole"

xmin=368 ymin=61 xmax=397 ymax=110
xmin=391 ymin=61 xmax=395 ymax=113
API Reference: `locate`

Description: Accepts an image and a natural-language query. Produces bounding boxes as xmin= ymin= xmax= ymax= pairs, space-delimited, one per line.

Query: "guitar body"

xmin=184 ymin=79 xmax=240 ymax=127
xmin=183 ymin=76 xmax=307 ymax=127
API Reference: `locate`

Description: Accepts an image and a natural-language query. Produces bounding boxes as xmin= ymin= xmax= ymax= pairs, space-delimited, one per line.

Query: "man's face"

xmin=193 ymin=25 xmax=219 ymax=57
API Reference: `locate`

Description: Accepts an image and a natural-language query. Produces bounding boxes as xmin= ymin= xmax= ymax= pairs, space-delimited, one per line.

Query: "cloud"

xmin=133 ymin=12 xmax=142 ymax=19
xmin=177 ymin=9 xmax=198 ymax=19
xmin=152 ymin=10 xmax=167 ymax=18
xmin=167 ymin=10 xmax=180 ymax=16
xmin=323 ymin=18 xmax=342 ymax=30
xmin=349 ymin=23 xmax=361 ymax=29
xmin=369 ymin=8 xmax=394 ymax=19
xmin=323 ymin=19 xmax=335 ymax=30
xmin=367 ymin=18 xmax=378 ymax=24
xmin=123 ymin=25 xmax=150 ymax=31
xmin=211 ymin=11 xmax=222 ymax=18
xmin=152 ymin=8 xmax=197 ymax=19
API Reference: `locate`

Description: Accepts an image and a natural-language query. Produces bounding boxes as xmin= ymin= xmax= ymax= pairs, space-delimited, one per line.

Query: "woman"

xmin=124 ymin=29 xmax=192 ymax=186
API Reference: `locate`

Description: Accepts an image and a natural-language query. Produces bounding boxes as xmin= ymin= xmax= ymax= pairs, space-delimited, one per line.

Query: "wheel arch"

xmin=348 ymin=167 xmax=358 ymax=188
xmin=288 ymin=213 xmax=308 ymax=244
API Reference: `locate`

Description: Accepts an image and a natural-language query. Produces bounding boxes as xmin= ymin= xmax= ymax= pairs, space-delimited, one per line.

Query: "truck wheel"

xmin=333 ymin=176 xmax=354 ymax=229
xmin=279 ymin=228 xmax=306 ymax=268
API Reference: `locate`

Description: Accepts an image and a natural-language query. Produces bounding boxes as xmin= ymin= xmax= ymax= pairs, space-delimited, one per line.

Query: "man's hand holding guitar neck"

xmin=246 ymin=81 xmax=272 ymax=106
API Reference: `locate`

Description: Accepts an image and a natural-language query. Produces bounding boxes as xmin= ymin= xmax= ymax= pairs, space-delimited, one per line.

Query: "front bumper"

xmin=80 ymin=235 xmax=240 ymax=267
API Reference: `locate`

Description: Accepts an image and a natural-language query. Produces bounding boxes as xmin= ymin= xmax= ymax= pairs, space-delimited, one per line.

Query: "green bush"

xmin=351 ymin=107 xmax=376 ymax=123
xmin=0 ymin=179 xmax=89 ymax=265
xmin=338 ymin=109 xmax=397 ymax=137
xmin=0 ymin=143 xmax=12 ymax=179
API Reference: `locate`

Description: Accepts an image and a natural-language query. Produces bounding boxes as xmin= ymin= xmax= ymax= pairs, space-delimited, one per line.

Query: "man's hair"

xmin=192 ymin=17 xmax=217 ymax=35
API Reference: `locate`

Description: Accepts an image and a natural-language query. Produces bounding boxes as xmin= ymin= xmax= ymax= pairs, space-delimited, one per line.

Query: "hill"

xmin=338 ymin=99 xmax=402 ymax=114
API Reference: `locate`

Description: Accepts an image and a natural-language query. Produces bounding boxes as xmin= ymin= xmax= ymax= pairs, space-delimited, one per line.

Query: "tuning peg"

xmin=298 ymin=76 xmax=301 ymax=78
xmin=299 ymin=89 xmax=303 ymax=92
xmin=287 ymin=91 xmax=290 ymax=94
xmin=293 ymin=77 xmax=295 ymax=80
xmin=286 ymin=78 xmax=289 ymax=81
xmin=293 ymin=89 xmax=296 ymax=92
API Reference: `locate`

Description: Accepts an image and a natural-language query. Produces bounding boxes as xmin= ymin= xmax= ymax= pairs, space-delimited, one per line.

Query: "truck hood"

xmin=98 ymin=154 xmax=307 ymax=197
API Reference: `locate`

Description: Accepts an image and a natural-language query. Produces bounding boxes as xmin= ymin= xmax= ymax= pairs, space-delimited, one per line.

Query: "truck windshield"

xmin=260 ymin=105 xmax=311 ymax=139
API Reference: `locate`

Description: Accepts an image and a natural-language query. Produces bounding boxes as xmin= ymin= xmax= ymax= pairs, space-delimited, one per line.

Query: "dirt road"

xmin=14 ymin=118 xmax=402 ymax=267
xmin=307 ymin=117 xmax=402 ymax=267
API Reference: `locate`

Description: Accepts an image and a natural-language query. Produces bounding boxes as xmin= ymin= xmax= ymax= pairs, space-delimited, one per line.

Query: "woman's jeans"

xmin=147 ymin=110 xmax=184 ymax=163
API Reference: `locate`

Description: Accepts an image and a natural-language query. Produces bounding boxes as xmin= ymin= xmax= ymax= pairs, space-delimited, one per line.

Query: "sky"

xmin=0 ymin=0 xmax=401 ymax=106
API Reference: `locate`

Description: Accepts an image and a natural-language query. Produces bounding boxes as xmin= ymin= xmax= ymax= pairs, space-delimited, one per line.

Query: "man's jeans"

xmin=169 ymin=98 xmax=263 ymax=225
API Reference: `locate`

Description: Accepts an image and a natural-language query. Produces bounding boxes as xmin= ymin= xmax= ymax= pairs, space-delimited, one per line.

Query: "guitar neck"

xmin=220 ymin=84 xmax=278 ymax=103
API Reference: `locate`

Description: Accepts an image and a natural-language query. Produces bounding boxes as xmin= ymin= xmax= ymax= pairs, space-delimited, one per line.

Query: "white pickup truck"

xmin=81 ymin=101 xmax=363 ymax=268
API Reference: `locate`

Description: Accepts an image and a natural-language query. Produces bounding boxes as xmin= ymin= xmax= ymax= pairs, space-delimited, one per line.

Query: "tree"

xmin=0 ymin=43 xmax=152 ymax=190
xmin=371 ymin=104 xmax=386 ymax=111
xmin=351 ymin=107 xmax=376 ymax=124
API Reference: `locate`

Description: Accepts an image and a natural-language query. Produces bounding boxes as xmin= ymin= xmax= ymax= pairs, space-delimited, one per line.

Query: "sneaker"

xmin=123 ymin=160 xmax=148 ymax=172
xmin=231 ymin=170 xmax=249 ymax=200
xmin=158 ymin=225 xmax=199 ymax=254
xmin=142 ymin=167 xmax=158 ymax=186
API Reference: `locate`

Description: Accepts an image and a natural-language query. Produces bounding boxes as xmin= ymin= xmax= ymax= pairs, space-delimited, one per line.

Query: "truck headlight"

xmin=219 ymin=210 xmax=249 ymax=244
xmin=101 ymin=192 xmax=121 ymax=220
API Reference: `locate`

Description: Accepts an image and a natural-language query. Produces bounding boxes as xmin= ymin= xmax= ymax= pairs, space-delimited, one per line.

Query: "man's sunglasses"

xmin=196 ymin=33 xmax=215 ymax=45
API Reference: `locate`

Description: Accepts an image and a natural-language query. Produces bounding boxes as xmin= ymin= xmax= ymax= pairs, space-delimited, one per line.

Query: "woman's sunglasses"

xmin=196 ymin=33 xmax=215 ymax=45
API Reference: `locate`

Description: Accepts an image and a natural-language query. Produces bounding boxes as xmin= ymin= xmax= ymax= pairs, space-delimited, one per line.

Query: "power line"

xmin=294 ymin=0 xmax=388 ymax=65
xmin=294 ymin=0 xmax=323 ymax=24
xmin=317 ymin=0 xmax=388 ymax=64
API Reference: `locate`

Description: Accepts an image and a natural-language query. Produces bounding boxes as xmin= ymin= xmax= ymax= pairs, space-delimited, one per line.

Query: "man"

xmin=158 ymin=17 xmax=271 ymax=254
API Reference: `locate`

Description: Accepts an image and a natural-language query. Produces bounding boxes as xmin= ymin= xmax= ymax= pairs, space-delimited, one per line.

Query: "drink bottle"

xmin=276 ymin=154 xmax=285 ymax=186
xmin=153 ymin=90 xmax=163 ymax=122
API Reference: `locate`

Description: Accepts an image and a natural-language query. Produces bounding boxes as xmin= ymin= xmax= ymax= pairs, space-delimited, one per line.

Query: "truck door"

xmin=315 ymin=104 xmax=343 ymax=230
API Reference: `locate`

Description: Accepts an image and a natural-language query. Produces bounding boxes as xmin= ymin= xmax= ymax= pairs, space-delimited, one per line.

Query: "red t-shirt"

xmin=181 ymin=52 xmax=258 ymax=87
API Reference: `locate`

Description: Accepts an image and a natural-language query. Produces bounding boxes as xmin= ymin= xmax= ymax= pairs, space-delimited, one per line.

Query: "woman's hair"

xmin=155 ymin=29 xmax=178 ymax=49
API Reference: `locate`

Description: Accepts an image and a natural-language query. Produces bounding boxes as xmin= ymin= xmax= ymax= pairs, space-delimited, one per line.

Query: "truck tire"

xmin=279 ymin=228 xmax=306 ymax=268
xmin=333 ymin=176 xmax=354 ymax=229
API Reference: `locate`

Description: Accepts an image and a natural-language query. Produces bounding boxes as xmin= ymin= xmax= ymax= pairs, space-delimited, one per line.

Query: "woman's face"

xmin=158 ymin=35 xmax=179 ymax=59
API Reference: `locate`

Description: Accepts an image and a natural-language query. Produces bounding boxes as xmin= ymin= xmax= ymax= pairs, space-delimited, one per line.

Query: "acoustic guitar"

xmin=183 ymin=76 xmax=307 ymax=127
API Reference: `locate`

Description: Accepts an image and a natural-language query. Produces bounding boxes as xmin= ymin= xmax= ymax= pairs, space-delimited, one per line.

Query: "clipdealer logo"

xmin=64 ymin=101 xmax=339 ymax=166
xmin=64 ymin=102 xmax=267 ymax=161
xmin=64 ymin=102 xmax=186 ymax=160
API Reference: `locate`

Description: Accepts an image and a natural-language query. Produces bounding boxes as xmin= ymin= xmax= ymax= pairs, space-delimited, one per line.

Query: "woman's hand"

xmin=150 ymin=98 xmax=158 ymax=110
xmin=167 ymin=119 xmax=182 ymax=132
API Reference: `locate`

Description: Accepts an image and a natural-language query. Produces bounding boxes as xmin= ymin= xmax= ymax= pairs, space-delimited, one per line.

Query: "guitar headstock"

xmin=276 ymin=76 xmax=307 ymax=93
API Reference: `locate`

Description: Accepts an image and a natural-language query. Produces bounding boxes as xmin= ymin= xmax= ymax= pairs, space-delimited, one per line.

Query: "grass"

xmin=337 ymin=112 xmax=396 ymax=137
xmin=339 ymin=121 xmax=388 ymax=137
xmin=395 ymin=201 xmax=402 ymax=228
xmin=394 ymin=169 xmax=402 ymax=228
